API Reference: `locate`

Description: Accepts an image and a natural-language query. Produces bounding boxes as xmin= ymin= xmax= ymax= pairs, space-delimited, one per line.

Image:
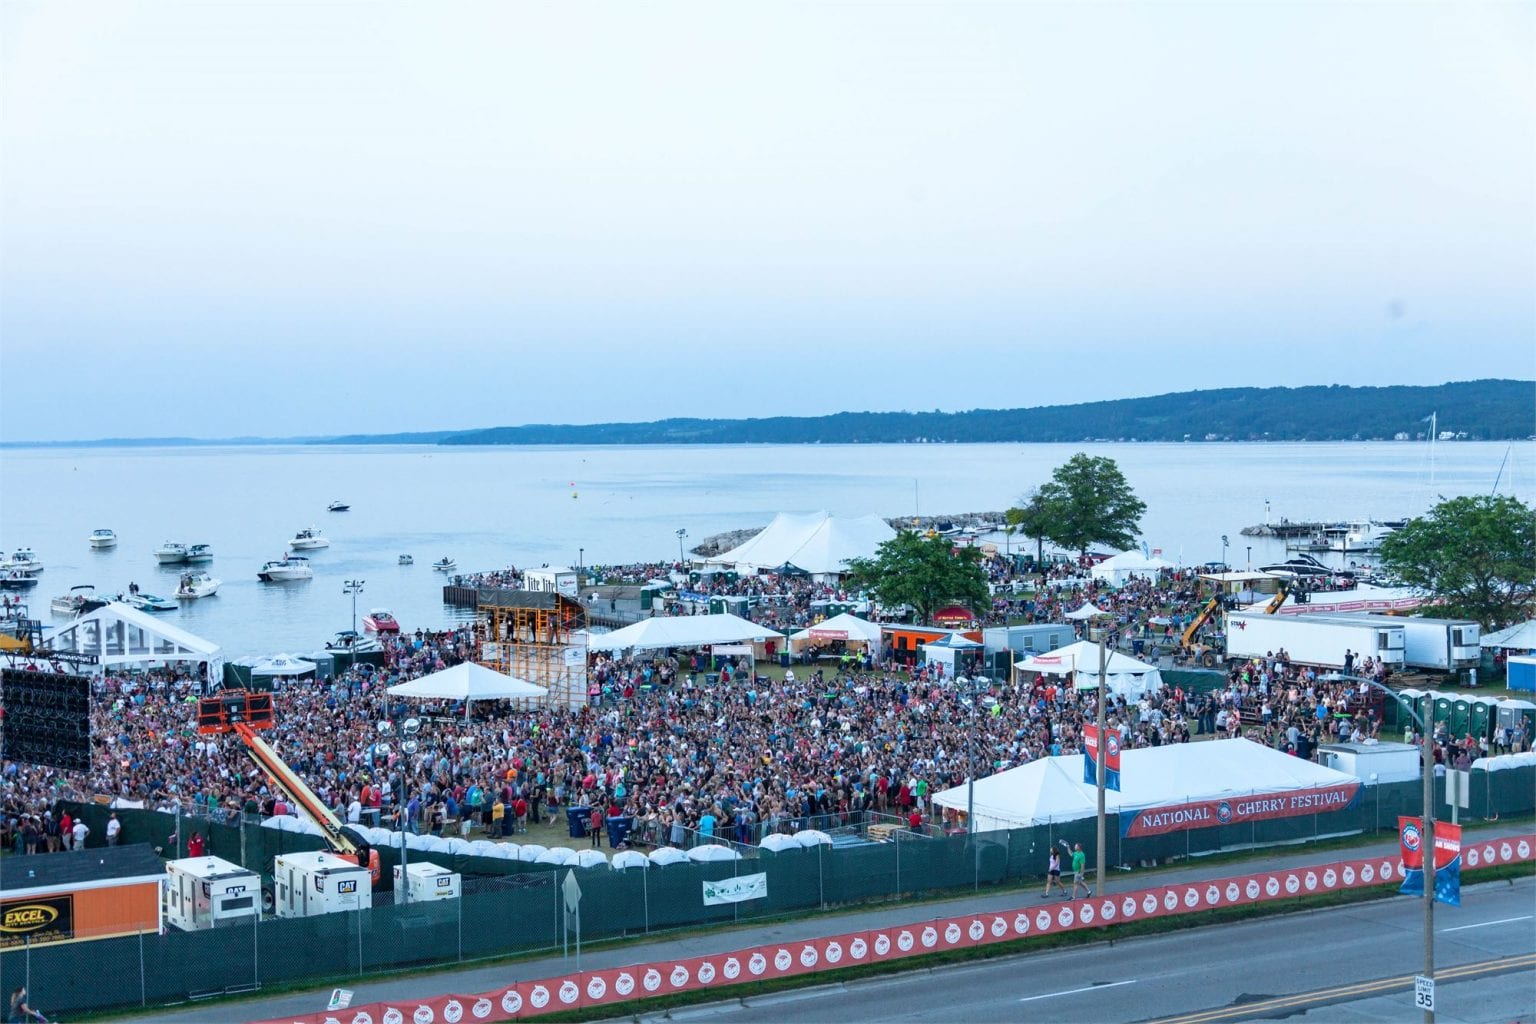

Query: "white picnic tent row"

xmin=931 ymin=741 xmax=1359 ymax=832
xmin=584 ymin=613 xmax=783 ymax=653
xmin=1014 ymin=640 xmax=1163 ymax=699
xmin=704 ymin=511 xmax=895 ymax=578
xmin=44 ymin=601 xmax=223 ymax=685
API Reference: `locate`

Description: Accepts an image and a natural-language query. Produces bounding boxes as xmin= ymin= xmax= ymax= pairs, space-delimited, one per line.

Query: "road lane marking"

xmin=1150 ymin=953 xmax=1536 ymax=1023
xmin=1019 ymin=979 xmax=1138 ymax=1002
xmin=1440 ymin=914 xmax=1534 ymax=933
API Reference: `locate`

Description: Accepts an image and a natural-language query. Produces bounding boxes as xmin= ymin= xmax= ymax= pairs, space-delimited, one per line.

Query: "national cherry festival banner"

xmin=254 ymin=834 xmax=1534 ymax=1024
xmin=1120 ymin=782 xmax=1362 ymax=838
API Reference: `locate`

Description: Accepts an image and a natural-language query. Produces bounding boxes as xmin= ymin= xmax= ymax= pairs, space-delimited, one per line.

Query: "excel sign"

xmin=0 ymin=894 xmax=74 ymax=948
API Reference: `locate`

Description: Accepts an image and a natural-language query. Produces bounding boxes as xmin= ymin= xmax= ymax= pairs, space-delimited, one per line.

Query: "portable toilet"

xmin=1508 ymin=655 xmax=1536 ymax=693
xmin=393 ymin=862 xmax=461 ymax=903
xmin=164 ymin=856 xmax=261 ymax=932
xmin=273 ymin=851 xmax=371 ymax=919
xmin=1469 ymin=697 xmax=1498 ymax=741
xmin=1496 ymin=699 xmax=1536 ymax=743
xmin=1433 ymin=694 xmax=1454 ymax=730
xmin=1451 ymin=696 xmax=1472 ymax=737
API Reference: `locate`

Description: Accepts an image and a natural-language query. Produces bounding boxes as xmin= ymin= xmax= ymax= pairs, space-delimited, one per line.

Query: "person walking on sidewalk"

xmin=1042 ymin=848 xmax=1062 ymax=898
xmin=1071 ymin=842 xmax=1092 ymax=899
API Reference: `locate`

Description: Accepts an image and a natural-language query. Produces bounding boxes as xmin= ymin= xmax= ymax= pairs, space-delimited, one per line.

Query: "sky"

xmin=1 ymin=2 xmax=1533 ymax=441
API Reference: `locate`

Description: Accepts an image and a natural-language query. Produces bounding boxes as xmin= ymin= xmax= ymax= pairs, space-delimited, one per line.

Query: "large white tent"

xmin=388 ymin=662 xmax=547 ymax=702
xmin=1015 ymin=640 xmax=1163 ymax=699
xmin=44 ymin=601 xmax=222 ymax=685
xmin=1481 ymin=620 xmax=1536 ymax=651
xmin=932 ymin=740 xmax=1361 ymax=833
xmin=584 ymin=613 xmax=783 ymax=653
xmin=787 ymin=612 xmax=882 ymax=654
xmin=1091 ymin=550 xmax=1175 ymax=587
xmin=705 ymin=511 xmax=895 ymax=578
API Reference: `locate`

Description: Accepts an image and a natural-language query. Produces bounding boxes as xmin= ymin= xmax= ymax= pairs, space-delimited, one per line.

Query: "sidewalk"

xmin=139 ymin=825 xmax=1535 ymax=1023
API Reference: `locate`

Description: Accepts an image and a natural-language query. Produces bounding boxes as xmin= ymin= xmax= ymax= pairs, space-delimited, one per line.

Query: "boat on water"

xmin=175 ymin=572 xmax=221 ymax=599
xmin=1257 ymin=555 xmax=1349 ymax=580
xmin=184 ymin=543 xmax=214 ymax=563
xmin=431 ymin=556 xmax=456 ymax=572
xmin=289 ymin=527 xmax=330 ymax=551
xmin=155 ymin=542 xmax=189 ymax=564
xmin=88 ymin=528 xmax=118 ymax=549
xmin=363 ymin=608 xmax=400 ymax=633
xmin=1 ymin=548 xmax=43 ymax=575
xmin=327 ymin=500 xmax=351 ymax=512
xmin=326 ymin=630 xmax=381 ymax=653
xmin=258 ymin=556 xmax=313 ymax=582
xmin=51 ymin=585 xmax=105 ymax=617
xmin=125 ymin=592 xmax=177 ymax=612
xmin=398 ymin=554 xmax=413 ymax=565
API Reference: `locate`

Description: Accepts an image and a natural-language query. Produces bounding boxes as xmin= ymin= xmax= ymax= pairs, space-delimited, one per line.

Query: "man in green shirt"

xmin=1071 ymin=842 xmax=1092 ymax=899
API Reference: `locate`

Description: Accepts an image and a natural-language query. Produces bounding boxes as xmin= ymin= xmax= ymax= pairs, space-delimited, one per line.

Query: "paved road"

xmin=135 ymin=828 xmax=1535 ymax=1024
xmin=658 ymin=878 xmax=1535 ymax=1024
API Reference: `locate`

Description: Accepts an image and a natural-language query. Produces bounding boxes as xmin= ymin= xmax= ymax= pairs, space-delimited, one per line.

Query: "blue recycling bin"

xmin=606 ymin=815 xmax=634 ymax=848
xmin=566 ymin=807 xmax=591 ymax=839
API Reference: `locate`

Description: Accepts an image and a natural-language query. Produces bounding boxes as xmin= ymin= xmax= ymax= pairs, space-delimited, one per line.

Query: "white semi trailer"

xmin=1226 ymin=611 xmax=1406 ymax=670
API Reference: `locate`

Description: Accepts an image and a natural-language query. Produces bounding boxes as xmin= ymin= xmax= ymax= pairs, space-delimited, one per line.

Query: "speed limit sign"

xmin=1414 ymin=975 xmax=1435 ymax=1012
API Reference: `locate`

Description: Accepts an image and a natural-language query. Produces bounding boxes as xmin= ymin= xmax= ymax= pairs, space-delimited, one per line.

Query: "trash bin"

xmin=566 ymin=807 xmax=590 ymax=839
xmin=606 ymin=816 xmax=634 ymax=848
xmin=780 ymin=652 xmax=790 ymax=668
xmin=1132 ymin=639 xmax=1145 ymax=656
xmin=705 ymin=673 xmax=719 ymax=685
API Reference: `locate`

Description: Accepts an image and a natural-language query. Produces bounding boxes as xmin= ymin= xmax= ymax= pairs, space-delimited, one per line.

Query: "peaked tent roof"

xmin=1015 ymin=640 xmax=1163 ymax=698
xmin=584 ymin=613 xmax=783 ymax=652
xmin=387 ymin=662 xmax=547 ymax=701
xmin=788 ymin=612 xmax=883 ymax=645
xmin=706 ymin=511 xmax=896 ymax=576
xmin=932 ymin=740 xmax=1359 ymax=831
xmin=1481 ymin=620 xmax=1536 ymax=650
xmin=1064 ymin=601 xmax=1108 ymax=620
xmin=44 ymin=601 xmax=222 ymax=676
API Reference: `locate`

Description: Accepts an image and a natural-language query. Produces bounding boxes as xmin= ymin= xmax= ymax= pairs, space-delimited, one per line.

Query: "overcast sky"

xmin=2 ymin=2 xmax=1532 ymax=441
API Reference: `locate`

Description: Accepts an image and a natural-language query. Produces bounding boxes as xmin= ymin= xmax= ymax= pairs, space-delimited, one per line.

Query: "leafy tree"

xmin=1376 ymin=495 xmax=1536 ymax=627
xmin=1035 ymin=453 xmax=1147 ymax=556
xmin=1006 ymin=487 xmax=1058 ymax=565
xmin=843 ymin=531 xmax=991 ymax=624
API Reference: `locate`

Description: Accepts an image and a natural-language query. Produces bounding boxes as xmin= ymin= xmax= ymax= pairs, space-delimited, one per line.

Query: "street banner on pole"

xmin=1399 ymin=817 xmax=1462 ymax=906
xmin=1082 ymin=724 xmax=1121 ymax=791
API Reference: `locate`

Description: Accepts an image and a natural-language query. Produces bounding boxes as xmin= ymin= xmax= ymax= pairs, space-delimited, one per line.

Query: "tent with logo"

xmin=930 ymin=740 xmax=1361 ymax=833
xmin=787 ymin=612 xmax=882 ymax=655
xmin=1014 ymin=640 xmax=1163 ymax=699
xmin=705 ymin=511 xmax=896 ymax=579
xmin=43 ymin=600 xmax=222 ymax=687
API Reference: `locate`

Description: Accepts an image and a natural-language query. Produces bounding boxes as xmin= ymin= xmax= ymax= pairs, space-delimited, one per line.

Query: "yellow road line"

xmin=1152 ymin=953 xmax=1536 ymax=1024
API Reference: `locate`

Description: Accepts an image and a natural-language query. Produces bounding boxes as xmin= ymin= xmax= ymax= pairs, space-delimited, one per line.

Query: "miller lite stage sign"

xmin=1120 ymin=782 xmax=1361 ymax=838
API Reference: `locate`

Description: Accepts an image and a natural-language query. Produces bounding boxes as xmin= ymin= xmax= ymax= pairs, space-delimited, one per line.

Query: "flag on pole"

xmin=1082 ymin=724 xmax=1122 ymax=791
xmin=1399 ymin=817 xmax=1461 ymax=906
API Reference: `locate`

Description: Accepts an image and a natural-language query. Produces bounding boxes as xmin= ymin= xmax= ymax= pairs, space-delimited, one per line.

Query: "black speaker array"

xmin=0 ymin=668 xmax=91 ymax=771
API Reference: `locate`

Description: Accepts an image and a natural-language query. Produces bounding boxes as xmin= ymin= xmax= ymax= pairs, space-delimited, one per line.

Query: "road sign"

xmin=563 ymin=870 xmax=583 ymax=914
xmin=328 ymin=989 xmax=354 ymax=1010
xmin=1414 ymin=975 xmax=1435 ymax=1012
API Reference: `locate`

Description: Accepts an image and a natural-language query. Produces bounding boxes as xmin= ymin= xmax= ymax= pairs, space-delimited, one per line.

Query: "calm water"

xmin=0 ymin=442 xmax=1530 ymax=658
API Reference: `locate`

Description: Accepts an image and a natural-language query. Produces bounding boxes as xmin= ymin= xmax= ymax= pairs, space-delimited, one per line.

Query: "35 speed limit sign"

xmin=1414 ymin=975 xmax=1435 ymax=1012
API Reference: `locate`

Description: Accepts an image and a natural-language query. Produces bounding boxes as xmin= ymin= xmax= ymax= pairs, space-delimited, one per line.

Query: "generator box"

xmin=274 ymin=851 xmax=371 ymax=919
xmin=393 ymin=861 xmax=462 ymax=902
xmin=164 ymin=856 xmax=261 ymax=931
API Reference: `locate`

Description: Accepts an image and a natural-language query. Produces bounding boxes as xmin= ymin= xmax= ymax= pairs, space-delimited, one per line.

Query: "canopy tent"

xmin=705 ymin=511 xmax=896 ymax=579
xmin=1063 ymin=602 xmax=1108 ymax=621
xmin=43 ymin=601 xmax=222 ymax=687
xmin=1014 ymin=640 xmax=1163 ymax=699
xmin=787 ymin=612 xmax=883 ymax=654
xmin=584 ymin=613 xmax=783 ymax=653
xmin=1090 ymin=550 xmax=1175 ymax=587
xmin=922 ymin=630 xmax=985 ymax=676
xmin=1481 ymin=620 xmax=1536 ymax=651
xmin=249 ymin=654 xmax=316 ymax=678
xmin=931 ymin=740 xmax=1361 ymax=833
xmin=388 ymin=662 xmax=547 ymax=719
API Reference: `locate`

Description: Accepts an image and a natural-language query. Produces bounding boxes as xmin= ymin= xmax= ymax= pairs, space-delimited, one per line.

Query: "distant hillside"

xmin=433 ymin=380 xmax=1533 ymax=445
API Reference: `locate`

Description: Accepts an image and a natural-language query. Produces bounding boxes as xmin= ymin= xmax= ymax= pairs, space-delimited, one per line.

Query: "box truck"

xmin=164 ymin=856 xmax=261 ymax=932
xmin=1226 ymin=611 xmax=1405 ymax=669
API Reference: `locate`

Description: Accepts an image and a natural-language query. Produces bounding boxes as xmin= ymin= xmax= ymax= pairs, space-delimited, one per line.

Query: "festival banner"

xmin=702 ymin=872 xmax=768 ymax=906
xmin=1081 ymin=724 xmax=1122 ymax=791
xmin=1120 ymin=782 xmax=1361 ymax=837
xmin=1399 ymin=817 xmax=1462 ymax=906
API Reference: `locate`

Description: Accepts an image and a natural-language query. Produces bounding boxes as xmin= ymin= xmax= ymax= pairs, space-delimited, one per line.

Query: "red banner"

xmin=1121 ymin=782 xmax=1362 ymax=837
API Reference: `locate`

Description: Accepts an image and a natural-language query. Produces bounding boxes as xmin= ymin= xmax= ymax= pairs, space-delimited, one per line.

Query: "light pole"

xmin=1323 ymin=673 xmax=1436 ymax=1023
xmin=1221 ymin=534 xmax=1229 ymax=568
xmin=676 ymin=529 xmax=688 ymax=568
xmin=343 ymin=579 xmax=365 ymax=636
xmin=578 ymin=547 xmax=584 ymax=590
xmin=1246 ymin=545 xmax=1252 ymax=570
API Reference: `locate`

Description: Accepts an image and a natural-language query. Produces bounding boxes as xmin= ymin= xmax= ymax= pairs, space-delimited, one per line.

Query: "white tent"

xmin=249 ymin=654 xmax=317 ymax=678
xmin=788 ymin=613 xmax=882 ymax=654
xmin=1064 ymin=602 xmax=1109 ymax=621
xmin=388 ymin=662 xmax=546 ymax=700
xmin=44 ymin=601 xmax=222 ymax=686
xmin=931 ymin=740 xmax=1361 ymax=833
xmin=1015 ymin=640 xmax=1163 ymax=699
xmin=1091 ymin=550 xmax=1174 ymax=587
xmin=1482 ymin=620 xmax=1536 ymax=651
xmin=584 ymin=614 xmax=782 ymax=653
xmin=705 ymin=511 xmax=896 ymax=578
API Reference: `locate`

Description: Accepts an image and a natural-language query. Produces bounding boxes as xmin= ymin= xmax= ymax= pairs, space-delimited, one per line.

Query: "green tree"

xmin=1376 ymin=494 xmax=1536 ymax=628
xmin=1036 ymin=453 xmax=1147 ymax=556
xmin=1006 ymin=487 xmax=1059 ymax=565
xmin=844 ymin=531 xmax=991 ymax=624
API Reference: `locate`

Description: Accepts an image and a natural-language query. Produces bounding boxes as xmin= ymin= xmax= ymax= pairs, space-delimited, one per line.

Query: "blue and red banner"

xmin=1399 ymin=817 xmax=1461 ymax=906
xmin=1082 ymin=724 xmax=1122 ymax=792
xmin=1120 ymin=782 xmax=1362 ymax=838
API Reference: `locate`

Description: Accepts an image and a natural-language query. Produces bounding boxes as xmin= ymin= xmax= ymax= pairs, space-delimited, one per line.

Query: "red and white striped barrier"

xmin=256 ymin=834 xmax=1535 ymax=1024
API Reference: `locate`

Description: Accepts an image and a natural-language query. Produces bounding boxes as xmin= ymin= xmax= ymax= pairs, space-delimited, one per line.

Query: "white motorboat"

xmin=126 ymin=592 xmax=177 ymax=612
xmin=326 ymin=630 xmax=381 ymax=653
xmin=88 ymin=529 xmax=118 ymax=549
xmin=155 ymin=542 xmax=189 ymax=564
xmin=398 ymin=554 xmax=413 ymax=565
xmin=184 ymin=543 xmax=214 ymax=563
xmin=258 ymin=556 xmax=313 ymax=582
xmin=431 ymin=557 xmax=456 ymax=572
xmin=289 ymin=527 xmax=330 ymax=550
xmin=51 ymin=585 xmax=105 ymax=617
xmin=327 ymin=500 xmax=351 ymax=512
xmin=175 ymin=572 xmax=221 ymax=599
xmin=1 ymin=548 xmax=43 ymax=575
